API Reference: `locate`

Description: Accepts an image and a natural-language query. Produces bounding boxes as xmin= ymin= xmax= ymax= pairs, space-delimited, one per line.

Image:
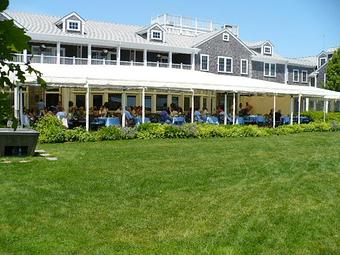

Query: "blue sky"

xmin=8 ymin=0 xmax=340 ymax=58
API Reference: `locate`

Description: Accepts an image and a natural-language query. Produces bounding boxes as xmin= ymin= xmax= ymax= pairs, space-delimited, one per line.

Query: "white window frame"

xmin=150 ymin=29 xmax=162 ymax=41
xmin=222 ymin=33 xmax=230 ymax=42
xmin=301 ymin=70 xmax=308 ymax=83
xmin=218 ymin=56 xmax=233 ymax=73
xmin=263 ymin=45 xmax=272 ymax=55
xmin=319 ymin=57 xmax=327 ymax=67
xmin=293 ymin=69 xmax=300 ymax=83
xmin=264 ymin=63 xmax=276 ymax=77
xmin=240 ymin=59 xmax=248 ymax=75
xmin=66 ymin=20 xmax=81 ymax=32
xmin=200 ymin=54 xmax=209 ymax=71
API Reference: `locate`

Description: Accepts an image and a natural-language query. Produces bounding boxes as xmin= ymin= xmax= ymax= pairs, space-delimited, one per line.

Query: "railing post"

xmin=157 ymin=61 xmax=159 ymax=67
xmin=180 ymin=63 xmax=183 ymax=69
xmin=117 ymin=46 xmax=121 ymax=66
xmin=73 ymin=56 xmax=76 ymax=65
xmin=40 ymin=54 xmax=44 ymax=64
xmin=87 ymin=44 xmax=91 ymax=65
xmin=131 ymin=60 xmax=133 ymax=66
xmin=103 ymin=58 xmax=105 ymax=65
xmin=56 ymin=42 xmax=61 ymax=64
xmin=143 ymin=49 xmax=147 ymax=66
xmin=23 ymin=49 xmax=27 ymax=63
xmin=169 ymin=51 xmax=172 ymax=68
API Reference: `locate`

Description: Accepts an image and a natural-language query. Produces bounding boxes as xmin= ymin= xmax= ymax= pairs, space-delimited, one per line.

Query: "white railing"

xmin=10 ymin=53 xmax=193 ymax=70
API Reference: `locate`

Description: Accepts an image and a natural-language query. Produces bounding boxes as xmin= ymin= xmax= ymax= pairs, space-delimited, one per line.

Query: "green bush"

xmin=96 ymin=126 xmax=125 ymax=141
xmin=137 ymin=123 xmax=166 ymax=139
xmin=302 ymin=111 xmax=340 ymax=122
xmin=34 ymin=115 xmax=66 ymax=143
xmin=65 ymin=127 xmax=97 ymax=142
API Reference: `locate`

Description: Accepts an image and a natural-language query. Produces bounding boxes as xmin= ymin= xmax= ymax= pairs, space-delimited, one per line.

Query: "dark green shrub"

xmin=65 ymin=127 xmax=97 ymax=142
xmin=34 ymin=114 xmax=66 ymax=143
xmin=97 ymin=126 xmax=124 ymax=141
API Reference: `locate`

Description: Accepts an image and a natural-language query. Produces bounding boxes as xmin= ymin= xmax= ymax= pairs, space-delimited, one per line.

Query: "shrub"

xmin=96 ymin=126 xmax=125 ymax=141
xmin=65 ymin=127 xmax=97 ymax=142
xmin=302 ymin=111 xmax=340 ymax=122
xmin=34 ymin=115 xmax=66 ymax=143
xmin=136 ymin=123 xmax=166 ymax=139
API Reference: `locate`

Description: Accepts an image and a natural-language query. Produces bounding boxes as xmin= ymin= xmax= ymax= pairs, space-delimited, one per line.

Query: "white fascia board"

xmin=28 ymin=32 xmax=197 ymax=54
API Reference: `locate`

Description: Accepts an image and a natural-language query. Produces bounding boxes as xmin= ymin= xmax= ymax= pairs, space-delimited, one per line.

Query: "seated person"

xmin=245 ymin=102 xmax=253 ymax=115
xmin=125 ymin=106 xmax=134 ymax=126
xmin=194 ymin=108 xmax=203 ymax=122
xmin=56 ymin=107 xmax=67 ymax=120
xmin=161 ymin=107 xmax=171 ymax=123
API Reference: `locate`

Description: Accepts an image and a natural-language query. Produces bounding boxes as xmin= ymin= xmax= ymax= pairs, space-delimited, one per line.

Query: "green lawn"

xmin=1 ymin=133 xmax=340 ymax=255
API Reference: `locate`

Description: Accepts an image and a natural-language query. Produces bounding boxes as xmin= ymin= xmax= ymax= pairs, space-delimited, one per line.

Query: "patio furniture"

xmin=236 ymin=117 xmax=245 ymax=125
xmin=206 ymin=116 xmax=219 ymax=125
xmin=105 ymin=117 xmax=121 ymax=126
xmin=134 ymin=117 xmax=151 ymax=125
xmin=172 ymin=116 xmax=186 ymax=125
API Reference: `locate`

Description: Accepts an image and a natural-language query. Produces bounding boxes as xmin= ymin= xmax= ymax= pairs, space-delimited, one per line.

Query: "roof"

xmin=23 ymin=64 xmax=340 ymax=99
xmin=244 ymin=40 xmax=267 ymax=48
xmin=4 ymin=11 xmax=209 ymax=50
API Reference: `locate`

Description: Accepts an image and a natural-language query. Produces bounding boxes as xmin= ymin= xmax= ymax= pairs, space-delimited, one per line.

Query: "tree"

xmin=0 ymin=0 xmax=45 ymax=89
xmin=325 ymin=48 xmax=340 ymax=92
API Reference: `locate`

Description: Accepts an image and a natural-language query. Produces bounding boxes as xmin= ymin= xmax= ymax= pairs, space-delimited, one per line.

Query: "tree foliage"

xmin=0 ymin=0 xmax=46 ymax=89
xmin=325 ymin=48 xmax=340 ymax=92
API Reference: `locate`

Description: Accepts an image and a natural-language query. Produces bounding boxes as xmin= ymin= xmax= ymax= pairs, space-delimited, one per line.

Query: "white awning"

xmin=25 ymin=64 xmax=340 ymax=99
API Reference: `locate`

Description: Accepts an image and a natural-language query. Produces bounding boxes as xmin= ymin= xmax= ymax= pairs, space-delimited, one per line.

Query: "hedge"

xmin=302 ymin=111 xmax=340 ymax=123
xmin=33 ymin=115 xmax=340 ymax=144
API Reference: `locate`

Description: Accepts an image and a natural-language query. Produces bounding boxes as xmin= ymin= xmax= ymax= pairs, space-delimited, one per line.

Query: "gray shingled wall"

xmin=251 ymin=61 xmax=285 ymax=83
xmin=195 ymin=32 xmax=252 ymax=77
xmin=287 ymin=65 xmax=314 ymax=86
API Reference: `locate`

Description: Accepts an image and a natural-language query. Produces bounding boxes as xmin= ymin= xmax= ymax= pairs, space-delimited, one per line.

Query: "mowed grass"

xmin=0 ymin=133 xmax=340 ymax=255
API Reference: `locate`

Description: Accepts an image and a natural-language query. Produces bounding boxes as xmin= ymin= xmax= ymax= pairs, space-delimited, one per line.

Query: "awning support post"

xmin=191 ymin=90 xmax=194 ymax=123
xmin=141 ymin=87 xmax=145 ymax=124
xmin=273 ymin=94 xmax=276 ymax=128
xmin=290 ymin=96 xmax=294 ymax=125
xmin=298 ymin=94 xmax=301 ymax=125
xmin=85 ymin=83 xmax=90 ymax=132
xmin=122 ymin=90 xmax=126 ymax=128
xmin=323 ymin=99 xmax=328 ymax=122
xmin=232 ymin=92 xmax=236 ymax=125
xmin=19 ymin=86 xmax=24 ymax=128
xmin=224 ymin=92 xmax=228 ymax=125
xmin=14 ymin=84 xmax=19 ymax=120
xmin=305 ymin=98 xmax=309 ymax=112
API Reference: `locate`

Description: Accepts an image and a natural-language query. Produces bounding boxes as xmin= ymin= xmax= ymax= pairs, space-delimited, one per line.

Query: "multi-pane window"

xmin=156 ymin=95 xmax=167 ymax=111
xmin=293 ymin=69 xmax=300 ymax=82
xmin=218 ymin=56 xmax=233 ymax=73
xmin=151 ymin=30 xmax=162 ymax=40
xmin=263 ymin=46 xmax=272 ymax=55
xmin=200 ymin=54 xmax=209 ymax=71
xmin=222 ymin=33 xmax=229 ymax=41
xmin=240 ymin=59 xmax=248 ymax=74
xmin=301 ymin=70 xmax=308 ymax=83
xmin=264 ymin=63 xmax=276 ymax=77
xmin=319 ymin=57 xmax=326 ymax=67
xmin=67 ymin=20 xmax=80 ymax=31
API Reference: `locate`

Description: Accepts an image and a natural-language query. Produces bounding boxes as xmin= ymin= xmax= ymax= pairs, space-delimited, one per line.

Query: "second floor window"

xmin=293 ymin=69 xmax=300 ymax=82
xmin=319 ymin=57 xmax=326 ymax=67
xmin=240 ymin=59 xmax=248 ymax=74
xmin=264 ymin=63 xmax=276 ymax=77
xmin=218 ymin=56 xmax=233 ymax=73
xmin=151 ymin=30 xmax=162 ymax=40
xmin=67 ymin=20 xmax=80 ymax=31
xmin=200 ymin=54 xmax=209 ymax=71
xmin=301 ymin=70 xmax=308 ymax=83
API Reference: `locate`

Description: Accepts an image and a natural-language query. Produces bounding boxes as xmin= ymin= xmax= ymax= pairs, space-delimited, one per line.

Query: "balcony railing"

xmin=10 ymin=53 xmax=193 ymax=71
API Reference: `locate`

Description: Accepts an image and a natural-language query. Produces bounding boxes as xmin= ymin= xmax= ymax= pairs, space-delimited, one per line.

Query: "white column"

xmin=191 ymin=53 xmax=195 ymax=70
xmin=169 ymin=51 xmax=172 ymax=68
xmin=117 ymin=46 xmax=121 ymax=66
xmin=56 ymin=42 xmax=61 ymax=64
xmin=191 ymin=91 xmax=194 ymax=123
xmin=151 ymin=94 xmax=157 ymax=113
xmin=323 ymin=99 xmax=327 ymax=122
xmin=224 ymin=93 xmax=227 ymax=125
xmin=325 ymin=99 xmax=329 ymax=113
xmin=143 ymin=49 xmax=147 ymax=66
xmin=298 ymin=94 xmax=301 ymax=124
xmin=23 ymin=49 xmax=27 ymax=63
xmin=142 ymin=87 xmax=145 ymax=123
xmin=85 ymin=84 xmax=90 ymax=131
xmin=121 ymin=91 xmax=126 ymax=127
xmin=290 ymin=96 xmax=294 ymax=125
xmin=14 ymin=85 xmax=19 ymax=119
xmin=232 ymin=92 xmax=236 ymax=125
xmin=273 ymin=94 xmax=276 ymax=128
xmin=305 ymin=98 xmax=309 ymax=112
xmin=284 ymin=63 xmax=288 ymax=84
xmin=87 ymin=44 xmax=91 ymax=65
xmin=237 ymin=93 xmax=240 ymax=114
xmin=19 ymin=87 xmax=24 ymax=128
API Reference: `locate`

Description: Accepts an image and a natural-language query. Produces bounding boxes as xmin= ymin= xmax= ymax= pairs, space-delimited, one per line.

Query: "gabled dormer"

xmin=55 ymin=12 xmax=85 ymax=34
xmin=262 ymin=41 xmax=274 ymax=56
xmin=317 ymin=51 xmax=327 ymax=68
xmin=137 ymin=23 xmax=166 ymax=43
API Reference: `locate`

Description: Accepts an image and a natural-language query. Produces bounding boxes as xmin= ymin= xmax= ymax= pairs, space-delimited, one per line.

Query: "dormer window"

xmin=263 ymin=46 xmax=272 ymax=55
xmin=222 ymin=33 xmax=229 ymax=42
xmin=319 ymin=57 xmax=326 ymax=67
xmin=67 ymin=20 xmax=81 ymax=31
xmin=151 ymin=30 xmax=162 ymax=40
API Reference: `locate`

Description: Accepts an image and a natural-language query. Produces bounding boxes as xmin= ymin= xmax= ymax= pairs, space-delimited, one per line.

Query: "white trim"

xmin=324 ymin=73 xmax=327 ymax=85
xmin=150 ymin=29 xmax=163 ymax=41
xmin=222 ymin=32 xmax=229 ymax=42
xmin=240 ymin=59 xmax=248 ymax=75
xmin=319 ymin=57 xmax=327 ymax=68
xmin=293 ymin=69 xmax=300 ymax=83
xmin=264 ymin=63 xmax=276 ymax=77
xmin=263 ymin=45 xmax=272 ymax=55
xmin=218 ymin=56 xmax=233 ymax=73
xmin=66 ymin=20 xmax=81 ymax=32
xmin=200 ymin=54 xmax=209 ymax=71
xmin=301 ymin=70 xmax=308 ymax=83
